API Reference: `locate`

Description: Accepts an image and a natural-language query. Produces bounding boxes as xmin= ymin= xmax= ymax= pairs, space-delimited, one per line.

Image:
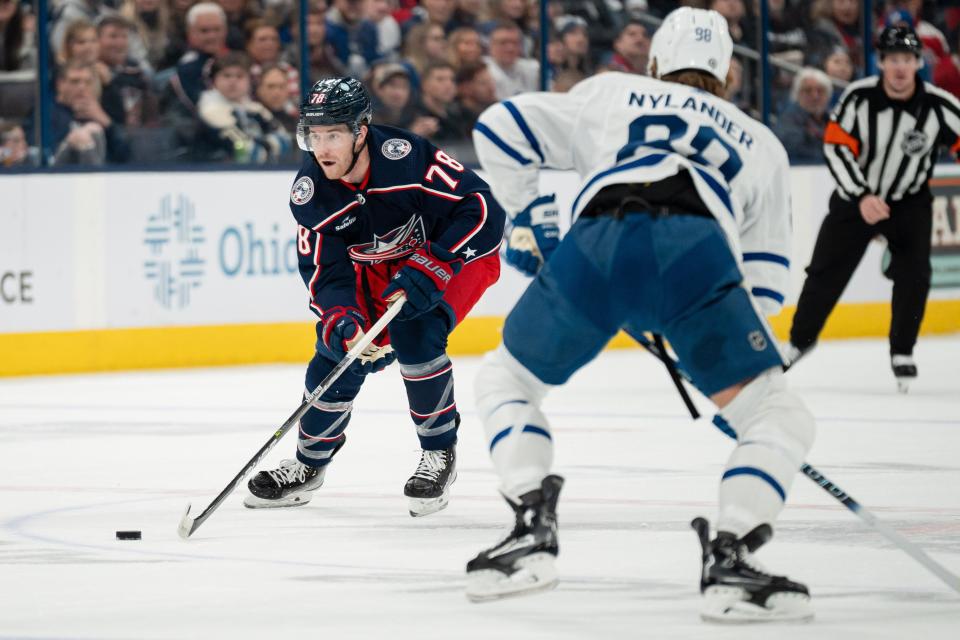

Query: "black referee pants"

xmin=790 ymin=190 xmax=933 ymax=356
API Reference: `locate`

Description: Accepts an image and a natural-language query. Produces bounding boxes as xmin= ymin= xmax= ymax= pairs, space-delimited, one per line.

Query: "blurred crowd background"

xmin=1 ymin=0 xmax=959 ymax=169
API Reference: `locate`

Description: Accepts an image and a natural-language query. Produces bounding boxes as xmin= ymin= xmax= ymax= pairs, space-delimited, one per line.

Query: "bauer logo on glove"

xmin=408 ymin=251 xmax=456 ymax=283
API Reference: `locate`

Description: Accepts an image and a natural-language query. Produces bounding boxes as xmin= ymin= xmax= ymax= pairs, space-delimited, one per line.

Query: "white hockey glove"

xmin=506 ymin=194 xmax=560 ymax=276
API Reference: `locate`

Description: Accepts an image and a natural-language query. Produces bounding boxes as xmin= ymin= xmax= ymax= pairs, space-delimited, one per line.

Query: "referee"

xmin=785 ymin=25 xmax=960 ymax=392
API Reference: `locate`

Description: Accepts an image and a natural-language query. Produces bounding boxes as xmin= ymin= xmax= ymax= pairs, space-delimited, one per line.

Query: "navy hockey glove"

xmin=506 ymin=194 xmax=560 ymax=276
xmin=320 ymin=306 xmax=396 ymax=375
xmin=383 ymin=242 xmax=463 ymax=321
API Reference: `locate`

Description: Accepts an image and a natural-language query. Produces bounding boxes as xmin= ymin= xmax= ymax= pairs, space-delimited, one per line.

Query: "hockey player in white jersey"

xmin=466 ymin=8 xmax=816 ymax=623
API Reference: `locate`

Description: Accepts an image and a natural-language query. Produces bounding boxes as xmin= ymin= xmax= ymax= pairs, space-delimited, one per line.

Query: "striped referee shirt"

xmin=823 ymin=75 xmax=960 ymax=202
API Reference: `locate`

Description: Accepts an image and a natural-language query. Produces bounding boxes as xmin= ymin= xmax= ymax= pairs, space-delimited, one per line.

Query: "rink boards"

xmin=2 ymin=165 xmax=959 ymax=376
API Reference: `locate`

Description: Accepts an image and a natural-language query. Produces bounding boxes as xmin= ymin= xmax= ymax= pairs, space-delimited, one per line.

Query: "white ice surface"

xmin=1 ymin=337 xmax=959 ymax=639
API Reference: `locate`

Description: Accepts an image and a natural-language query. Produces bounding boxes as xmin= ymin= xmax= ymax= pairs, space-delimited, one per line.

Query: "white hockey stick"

xmin=796 ymin=459 xmax=960 ymax=594
xmin=630 ymin=330 xmax=960 ymax=595
xmin=177 ymin=296 xmax=405 ymax=540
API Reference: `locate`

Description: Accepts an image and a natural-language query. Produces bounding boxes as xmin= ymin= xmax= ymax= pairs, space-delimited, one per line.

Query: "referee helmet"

xmin=877 ymin=25 xmax=922 ymax=59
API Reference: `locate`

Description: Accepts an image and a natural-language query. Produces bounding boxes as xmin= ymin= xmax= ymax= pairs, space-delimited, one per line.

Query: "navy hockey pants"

xmin=296 ymin=254 xmax=499 ymax=467
xmin=296 ymin=307 xmax=456 ymax=467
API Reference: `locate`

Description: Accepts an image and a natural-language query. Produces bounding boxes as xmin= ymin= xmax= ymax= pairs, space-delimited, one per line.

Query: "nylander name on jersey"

xmin=291 ymin=124 xmax=506 ymax=317
xmin=472 ymin=72 xmax=792 ymax=316
xmin=627 ymin=90 xmax=754 ymax=151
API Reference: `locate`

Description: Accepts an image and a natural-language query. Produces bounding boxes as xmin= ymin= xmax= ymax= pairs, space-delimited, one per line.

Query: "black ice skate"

xmin=891 ymin=354 xmax=917 ymax=394
xmin=692 ymin=517 xmax=812 ymax=623
xmin=465 ymin=475 xmax=563 ymax=603
xmin=244 ymin=437 xmax=345 ymax=509
xmin=404 ymin=445 xmax=457 ymax=517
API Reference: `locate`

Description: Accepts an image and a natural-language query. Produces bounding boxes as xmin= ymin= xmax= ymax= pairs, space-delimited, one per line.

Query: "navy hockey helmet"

xmin=877 ymin=25 xmax=922 ymax=59
xmin=297 ymin=77 xmax=373 ymax=151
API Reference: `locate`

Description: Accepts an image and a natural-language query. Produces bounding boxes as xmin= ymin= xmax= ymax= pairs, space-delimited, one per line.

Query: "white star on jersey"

xmin=463 ymin=247 xmax=477 ymax=259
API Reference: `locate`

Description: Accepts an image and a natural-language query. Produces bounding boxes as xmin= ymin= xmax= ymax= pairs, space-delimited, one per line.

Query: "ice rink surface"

xmin=1 ymin=336 xmax=958 ymax=639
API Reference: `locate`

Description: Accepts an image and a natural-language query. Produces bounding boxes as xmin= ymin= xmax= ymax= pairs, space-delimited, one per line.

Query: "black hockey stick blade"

xmin=176 ymin=422 xmax=292 ymax=539
xmin=177 ymin=405 xmax=317 ymax=539
xmin=176 ymin=296 xmax=405 ymax=540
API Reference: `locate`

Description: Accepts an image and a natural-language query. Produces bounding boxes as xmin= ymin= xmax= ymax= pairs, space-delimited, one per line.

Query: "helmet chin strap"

xmin=343 ymin=127 xmax=369 ymax=177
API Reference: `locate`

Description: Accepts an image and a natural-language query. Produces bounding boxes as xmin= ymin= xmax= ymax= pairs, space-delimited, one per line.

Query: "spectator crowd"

xmin=2 ymin=0 xmax=960 ymax=168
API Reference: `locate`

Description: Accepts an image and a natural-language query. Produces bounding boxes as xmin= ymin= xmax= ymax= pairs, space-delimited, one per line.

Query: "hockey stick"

xmin=177 ymin=296 xmax=406 ymax=540
xmin=627 ymin=329 xmax=960 ymax=594
xmin=651 ymin=333 xmax=699 ymax=419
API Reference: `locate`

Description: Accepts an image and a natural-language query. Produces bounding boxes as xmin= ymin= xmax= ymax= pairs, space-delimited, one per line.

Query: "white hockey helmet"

xmin=648 ymin=7 xmax=733 ymax=83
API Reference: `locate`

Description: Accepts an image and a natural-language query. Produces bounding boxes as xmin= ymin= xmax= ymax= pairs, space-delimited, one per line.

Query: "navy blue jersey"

xmin=290 ymin=125 xmax=505 ymax=317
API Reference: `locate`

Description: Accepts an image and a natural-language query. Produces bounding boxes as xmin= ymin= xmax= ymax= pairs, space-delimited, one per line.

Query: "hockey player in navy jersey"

xmin=466 ymin=8 xmax=817 ymax=622
xmin=245 ymin=77 xmax=505 ymax=517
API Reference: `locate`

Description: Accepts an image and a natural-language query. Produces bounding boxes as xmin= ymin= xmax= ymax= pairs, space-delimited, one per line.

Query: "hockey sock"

xmin=401 ymin=354 xmax=459 ymax=450
xmin=475 ymin=345 xmax=554 ymax=499
xmin=296 ymin=352 xmax=363 ymax=466
xmin=297 ymin=395 xmax=351 ymax=466
xmin=715 ymin=368 xmax=816 ymax=537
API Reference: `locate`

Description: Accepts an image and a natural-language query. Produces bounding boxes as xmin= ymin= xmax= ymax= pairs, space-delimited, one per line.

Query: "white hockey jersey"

xmin=473 ymin=72 xmax=793 ymax=316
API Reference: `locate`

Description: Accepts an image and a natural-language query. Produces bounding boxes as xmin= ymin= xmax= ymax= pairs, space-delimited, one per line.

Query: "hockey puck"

xmin=115 ymin=530 xmax=141 ymax=540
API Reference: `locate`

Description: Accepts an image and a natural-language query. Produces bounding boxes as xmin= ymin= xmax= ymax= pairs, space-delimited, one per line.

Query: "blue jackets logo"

xmin=382 ymin=138 xmax=412 ymax=160
xmin=144 ymin=195 xmax=206 ymax=309
xmin=291 ymin=176 xmax=315 ymax=205
xmin=348 ymin=215 xmax=425 ymax=262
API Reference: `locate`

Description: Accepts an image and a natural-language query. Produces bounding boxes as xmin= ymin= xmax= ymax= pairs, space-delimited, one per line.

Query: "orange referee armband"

xmin=824 ymin=121 xmax=861 ymax=158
